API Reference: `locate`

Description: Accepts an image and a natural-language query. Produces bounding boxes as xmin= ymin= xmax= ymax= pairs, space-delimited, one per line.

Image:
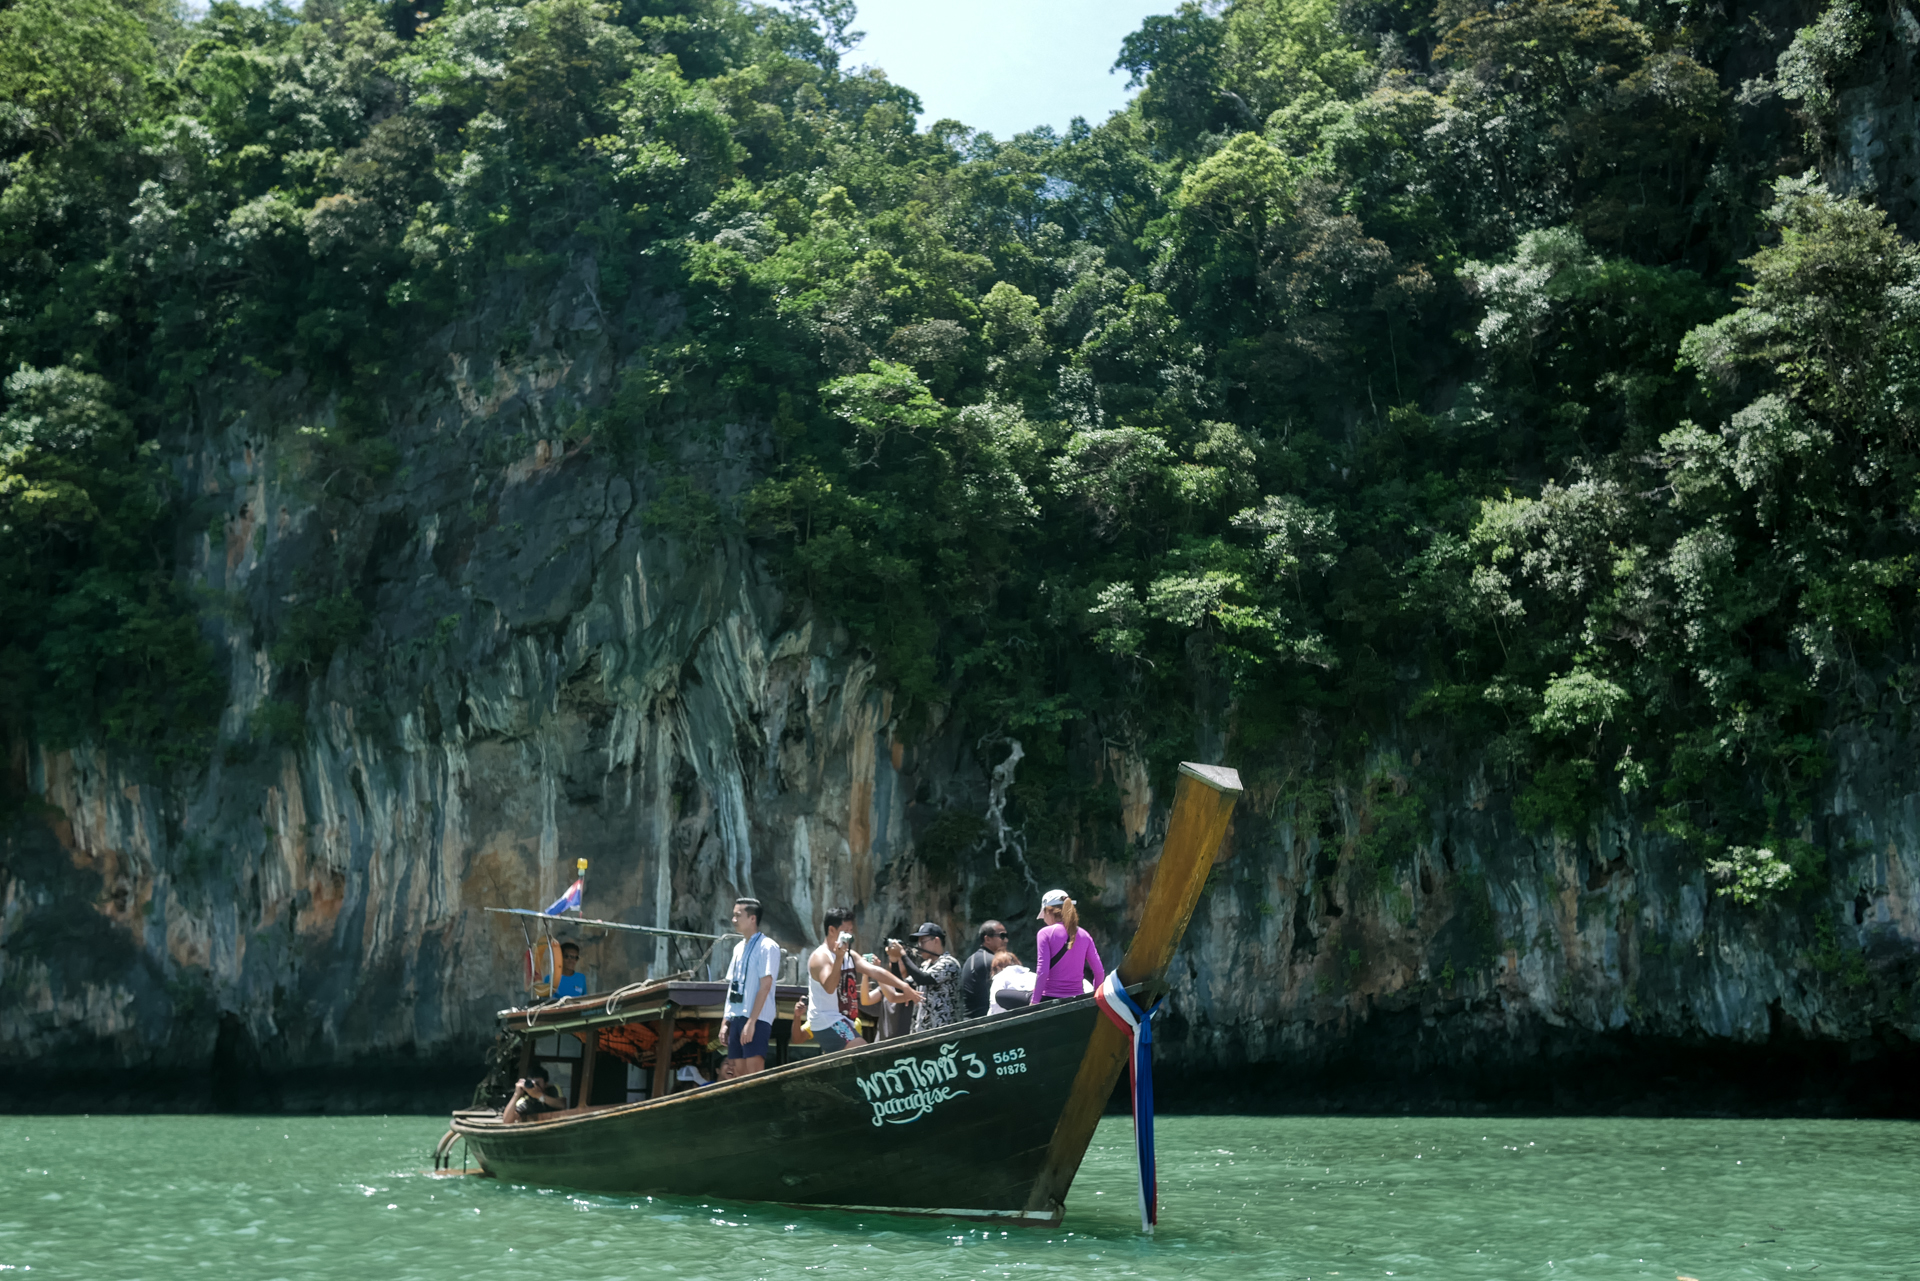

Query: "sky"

xmin=842 ymin=0 xmax=1173 ymax=139
xmin=226 ymin=0 xmax=1172 ymax=139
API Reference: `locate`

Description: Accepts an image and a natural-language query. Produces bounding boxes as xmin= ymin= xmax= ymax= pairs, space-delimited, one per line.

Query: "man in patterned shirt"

xmin=887 ymin=922 xmax=961 ymax=1033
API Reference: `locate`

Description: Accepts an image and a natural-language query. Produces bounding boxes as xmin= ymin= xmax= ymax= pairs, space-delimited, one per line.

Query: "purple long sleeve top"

xmin=1029 ymin=922 xmax=1105 ymax=1002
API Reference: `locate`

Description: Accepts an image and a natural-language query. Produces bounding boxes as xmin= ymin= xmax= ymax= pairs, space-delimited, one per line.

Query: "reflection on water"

xmin=4 ymin=1112 xmax=1915 ymax=1279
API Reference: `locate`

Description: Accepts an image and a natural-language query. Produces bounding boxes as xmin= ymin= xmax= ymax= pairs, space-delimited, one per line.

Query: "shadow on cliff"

xmin=1152 ymin=1004 xmax=1920 ymax=1119
xmin=30 ymin=1018 xmax=1920 ymax=1118
xmin=34 ymin=1043 xmax=484 ymax=1116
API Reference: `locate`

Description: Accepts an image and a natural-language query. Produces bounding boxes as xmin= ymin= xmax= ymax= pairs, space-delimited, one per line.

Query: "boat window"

xmin=543 ymin=1058 xmax=573 ymax=1103
xmin=525 ymin=1030 xmax=588 ymax=1106
xmin=533 ymin=1034 xmax=583 ymax=1060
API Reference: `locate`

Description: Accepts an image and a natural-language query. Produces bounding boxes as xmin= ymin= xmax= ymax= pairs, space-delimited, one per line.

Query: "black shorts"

xmin=812 ymin=1018 xmax=859 ymax=1052
xmin=726 ymin=1015 xmax=771 ymax=1059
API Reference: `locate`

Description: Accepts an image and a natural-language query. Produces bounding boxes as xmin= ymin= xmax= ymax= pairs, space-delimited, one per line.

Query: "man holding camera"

xmin=501 ymin=1065 xmax=564 ymax=1123
xmin=800 ymin=907 xmax=919 ymax=1052
xmin=721 ymin=897 xmax=780 ymax=1080
xmin=887 ymin=922 xmax=961 ymax=1033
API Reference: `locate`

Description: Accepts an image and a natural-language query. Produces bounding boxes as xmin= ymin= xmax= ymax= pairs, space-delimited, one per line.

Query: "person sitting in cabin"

xmin=987 ymin=949 xmax=1035 ymax=1013
xmin=887 ymin=922 xmax=961 ymax=1033
xmin=1029 ymin=888 xmax=1105 ymax=1003
xmin=720 ymin=897 xmax=780 ymax=1080
xmin=501 ymin=1065 xmax=564 ymax=1123
xmin=553 ymin=942 xmax=587 ymax=1000
xmin=805 ymin=907 xmax=918 ymax=1052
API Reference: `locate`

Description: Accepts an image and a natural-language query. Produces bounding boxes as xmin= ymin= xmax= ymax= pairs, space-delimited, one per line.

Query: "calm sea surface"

xmin=4 ymin=1113 xmax=1915 ymax=1279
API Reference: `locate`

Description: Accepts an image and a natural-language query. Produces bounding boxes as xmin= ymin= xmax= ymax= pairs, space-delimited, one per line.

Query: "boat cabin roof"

xmin=498 ymin=977 xmax=808 ymax=1034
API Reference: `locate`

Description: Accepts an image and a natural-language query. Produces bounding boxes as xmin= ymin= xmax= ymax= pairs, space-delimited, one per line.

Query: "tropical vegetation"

xmin=3 ymin=0 xmax=1914 ymax=904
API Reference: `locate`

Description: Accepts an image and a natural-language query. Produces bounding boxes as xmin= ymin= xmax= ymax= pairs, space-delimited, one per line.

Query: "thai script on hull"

xmin=853 ymin=1041 xmax=990 ymax=1126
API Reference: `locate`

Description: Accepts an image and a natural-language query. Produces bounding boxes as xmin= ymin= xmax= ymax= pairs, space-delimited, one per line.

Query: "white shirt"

xmin=725 ymin=933 xmax=781 ymax=1024
xmin=987 ymin=963 xmax=1035 ymax=1015
xmin=806 ymin=948 xmax=854 ymax=1031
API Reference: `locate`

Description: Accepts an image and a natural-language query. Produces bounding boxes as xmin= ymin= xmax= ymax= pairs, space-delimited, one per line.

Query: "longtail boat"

xmin=441 ymin=761 xmax=1241 ymax=1225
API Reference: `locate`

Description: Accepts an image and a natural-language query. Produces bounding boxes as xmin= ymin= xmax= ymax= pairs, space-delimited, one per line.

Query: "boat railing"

xmin=690 ymin=931 xmax=804 ymax=984
xmin=699 ymin=931 xmax=741 ymax=980
xmin=485 ymin=907 xmax=803 ymax=997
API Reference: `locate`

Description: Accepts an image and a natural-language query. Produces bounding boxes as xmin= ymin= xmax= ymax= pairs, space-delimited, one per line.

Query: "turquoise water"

xmin=4 ymin=1114 xmax=1916 ymax=1279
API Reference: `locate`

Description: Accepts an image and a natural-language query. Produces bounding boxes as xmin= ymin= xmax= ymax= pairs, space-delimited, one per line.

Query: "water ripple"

xmin=2 ymin=1114 xmax=1915 ymax=1279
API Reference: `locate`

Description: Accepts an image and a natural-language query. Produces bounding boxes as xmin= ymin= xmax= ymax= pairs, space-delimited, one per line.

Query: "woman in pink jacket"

xmin=1029 ymin=888 xmax=1105 ymax=1002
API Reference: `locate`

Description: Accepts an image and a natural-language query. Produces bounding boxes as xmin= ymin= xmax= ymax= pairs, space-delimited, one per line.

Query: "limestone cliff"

xmin=1826 ymin=0 xmax=1920 ymax=233
xmin=3 ymin=252 xmax=1917 ymax=1116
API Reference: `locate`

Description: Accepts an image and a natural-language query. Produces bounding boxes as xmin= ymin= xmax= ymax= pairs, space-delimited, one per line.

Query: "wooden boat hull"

xmin=454 ymin=997 xmax=1102 ymax=1222
xmin=453 ymin=760 xmax=1245 ymax=1224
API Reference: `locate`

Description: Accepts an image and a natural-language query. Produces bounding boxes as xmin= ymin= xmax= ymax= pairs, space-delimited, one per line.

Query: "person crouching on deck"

xmin=720 ymin=896 xmax=780 ymax=1081
xmin=1029 ymin=888 xmax=1105 ymax=1004
xmin=804 ymin=906 xmax=918 ymax=1052
xmin=988 ymin=949 xmax=1034 ymax=1012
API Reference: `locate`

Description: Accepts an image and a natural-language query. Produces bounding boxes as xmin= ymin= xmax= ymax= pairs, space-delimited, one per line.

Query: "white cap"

xmin=1037 ymin=888 xmax=1070 ymax=920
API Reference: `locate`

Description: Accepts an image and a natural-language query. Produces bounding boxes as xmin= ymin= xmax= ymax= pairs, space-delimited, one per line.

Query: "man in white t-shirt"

xmin=720 ymin=897 xmax=781 ymax=1079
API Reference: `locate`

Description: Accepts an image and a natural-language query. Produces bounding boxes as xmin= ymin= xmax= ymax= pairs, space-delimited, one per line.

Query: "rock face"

xmin=1175 ymin=722 xmax=1920 ymax=1114
xmin=1829 ymin=0 xmax=1920 ymax=237
xmin=3 ymin=266 xmax=1917 ymax=1117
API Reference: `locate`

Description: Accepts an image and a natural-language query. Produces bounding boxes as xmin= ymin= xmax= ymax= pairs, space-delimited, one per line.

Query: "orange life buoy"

xmin=526 ymin=938 xmax=563 ymax=997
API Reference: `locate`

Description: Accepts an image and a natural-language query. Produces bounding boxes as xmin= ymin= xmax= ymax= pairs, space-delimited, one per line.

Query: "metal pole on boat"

xmin=576 ymin=858 xmax=590 ymax=987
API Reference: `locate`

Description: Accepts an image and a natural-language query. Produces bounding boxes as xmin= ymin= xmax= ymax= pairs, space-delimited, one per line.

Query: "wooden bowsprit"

xmin=1021 ymin=761 xmax=1242 ymax=1222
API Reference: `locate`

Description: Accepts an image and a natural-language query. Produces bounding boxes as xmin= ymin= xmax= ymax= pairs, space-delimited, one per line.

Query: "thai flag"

xmin=1094 ymin=971 xmax=1161 ymax=1233
xmin=543 ymin=878 xmax=583 ymax=916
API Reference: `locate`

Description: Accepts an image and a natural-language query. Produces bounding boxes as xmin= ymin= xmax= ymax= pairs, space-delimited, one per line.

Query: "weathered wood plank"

xmin=651 ymin=1003 xmax=677 ymax=1100
xmin=574 ymin=1028 xmax=596 ymax=1110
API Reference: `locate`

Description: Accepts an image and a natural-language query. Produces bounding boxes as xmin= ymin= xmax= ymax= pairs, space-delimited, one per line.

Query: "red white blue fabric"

xmin=543 ymin=878 xmax=583 ymax=915
xmin=1094 ymin=971 xmax=1161 ymax=1233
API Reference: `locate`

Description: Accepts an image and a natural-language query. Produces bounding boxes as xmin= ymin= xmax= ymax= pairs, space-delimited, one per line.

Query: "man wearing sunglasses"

xmin=958 ymin=920 xmax=1009 ymax=1020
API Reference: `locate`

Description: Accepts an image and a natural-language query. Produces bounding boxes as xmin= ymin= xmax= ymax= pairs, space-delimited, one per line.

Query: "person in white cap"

xmin=1029 ymin=888 xmax=1105 ymax=1003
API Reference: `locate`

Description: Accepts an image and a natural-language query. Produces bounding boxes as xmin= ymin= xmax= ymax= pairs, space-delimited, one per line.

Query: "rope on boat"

xmin=602 ymin=981 xmax=654 ymax=1017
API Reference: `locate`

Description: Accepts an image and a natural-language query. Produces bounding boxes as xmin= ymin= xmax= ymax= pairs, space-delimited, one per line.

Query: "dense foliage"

xmin=3 ymin=0 xmax=1914 ymax=905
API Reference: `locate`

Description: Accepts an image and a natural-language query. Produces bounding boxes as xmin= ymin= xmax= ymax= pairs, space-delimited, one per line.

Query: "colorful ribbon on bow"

xmin=1094 ymin=971 xmax=1162 ymax=1233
